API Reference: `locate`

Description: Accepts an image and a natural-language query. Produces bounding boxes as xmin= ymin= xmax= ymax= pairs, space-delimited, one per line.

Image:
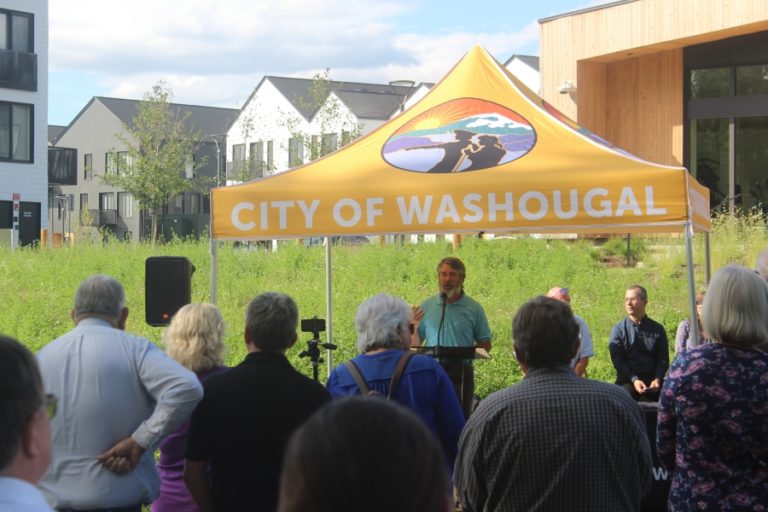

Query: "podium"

xmin=413 ymin=346 xmax=481 ymax=418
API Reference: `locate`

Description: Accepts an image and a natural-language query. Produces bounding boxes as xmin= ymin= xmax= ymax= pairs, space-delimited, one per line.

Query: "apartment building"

xmin=0 ymin=0 xmax=47 ymax=247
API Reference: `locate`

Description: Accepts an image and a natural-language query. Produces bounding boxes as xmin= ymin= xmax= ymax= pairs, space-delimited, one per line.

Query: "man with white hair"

xmin=327 ymin=292 xmax=465 ymax=469
xmin=546 ymin=286 xmax=594 ymax=377
xmin=0 ymin=335 xmax=54 ymax=511
xmin=37 ymin=275 xmax=203 ymax=512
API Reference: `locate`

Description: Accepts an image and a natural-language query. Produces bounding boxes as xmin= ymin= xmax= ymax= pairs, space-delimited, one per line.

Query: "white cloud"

xmin=49 ymin=0 xmax=540 ymax=113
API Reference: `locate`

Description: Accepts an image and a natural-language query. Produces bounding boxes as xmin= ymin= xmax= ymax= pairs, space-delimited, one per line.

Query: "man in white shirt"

xmin=37 ymin=275 xmax=203 ymax=511
xmin=547 ymin=286 xmax=594 ymax=377
xmin=0 ymin=335 xmax=54 ymax=512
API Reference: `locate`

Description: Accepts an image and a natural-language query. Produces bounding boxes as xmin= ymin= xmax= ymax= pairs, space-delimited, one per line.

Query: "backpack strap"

xmin=387 ymin=351 xmax=415 ymax=399
xmin=344 ymin=360 xmax=371 ymax=395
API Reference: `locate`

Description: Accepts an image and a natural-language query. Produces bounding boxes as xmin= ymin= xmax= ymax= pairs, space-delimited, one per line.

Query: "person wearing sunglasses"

xmin=0 ymin=334 xmax=55 ymax=512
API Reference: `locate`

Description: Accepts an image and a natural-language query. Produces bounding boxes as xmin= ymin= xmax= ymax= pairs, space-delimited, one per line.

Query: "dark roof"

xmin=48 ymin=125 xmax=66 ymax=144
xmin=55 ymin=96 xmax=239 ymax=143
xmin=503 ymin=54 xmax=540 ymax=71
xmin=97 ymin=97 xmax=239 ymax=140
xmin=265 ymin=76 xmax=416 ymax=121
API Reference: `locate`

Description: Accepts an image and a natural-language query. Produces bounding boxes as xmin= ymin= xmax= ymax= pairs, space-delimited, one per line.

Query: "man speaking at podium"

xmin=412 ymin=257 xmax=491 ymax=417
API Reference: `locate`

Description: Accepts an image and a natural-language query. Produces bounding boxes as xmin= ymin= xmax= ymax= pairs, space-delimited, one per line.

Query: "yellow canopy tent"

xmin=210 ymin=45 xmax=710 ymax=363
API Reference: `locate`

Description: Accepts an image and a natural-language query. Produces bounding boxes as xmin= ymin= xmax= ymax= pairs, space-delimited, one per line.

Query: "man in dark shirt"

xmin=184 ymin=292 xmax=330 ymax=512
xmin=454 ymin=296 xmax=652 ymax=512
xmin=609 ymin=285 xmax=669 ymax=401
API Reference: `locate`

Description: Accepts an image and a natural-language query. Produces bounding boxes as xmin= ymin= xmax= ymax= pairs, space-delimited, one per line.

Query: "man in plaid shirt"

xmin=454 ymin=296 xmax=652 ymax=512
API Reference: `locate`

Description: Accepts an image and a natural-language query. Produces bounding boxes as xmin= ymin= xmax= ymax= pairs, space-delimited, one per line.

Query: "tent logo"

xmin=382 ymin=98 xmax=536 ymax=173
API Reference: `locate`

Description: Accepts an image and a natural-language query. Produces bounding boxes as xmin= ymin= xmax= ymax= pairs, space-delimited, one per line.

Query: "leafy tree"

xmin=101 ymin=81 xmax=206 ymax=243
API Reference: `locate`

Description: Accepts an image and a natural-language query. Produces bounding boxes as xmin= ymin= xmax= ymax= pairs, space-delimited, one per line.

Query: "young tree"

xmin=280 ymin=69 xmax=361 ymax=167
xmin=101 ymin=81 xmax=206 ymax=243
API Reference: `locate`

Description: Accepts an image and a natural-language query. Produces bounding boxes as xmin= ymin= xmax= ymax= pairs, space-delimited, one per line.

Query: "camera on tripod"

xmin=301 ymin=317 xmax=326 ymax=336
xmin=299 ymin=316 xmax=336 ymax=381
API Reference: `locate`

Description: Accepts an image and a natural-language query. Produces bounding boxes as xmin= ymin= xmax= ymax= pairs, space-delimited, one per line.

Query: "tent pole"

xmin=704 ymin=232 xmax=711 ymax=284
xmin=684 ymin=222 xmax=700 ymax=347
xmin=325 ymin=237 xmax=333 ymax=379
xmin=210 ymin=237 xmax=218 ymax=305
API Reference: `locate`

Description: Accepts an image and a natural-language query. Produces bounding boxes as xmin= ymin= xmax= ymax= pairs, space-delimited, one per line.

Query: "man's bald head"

xmin=546 ymin=287 xmax=571 ymax=303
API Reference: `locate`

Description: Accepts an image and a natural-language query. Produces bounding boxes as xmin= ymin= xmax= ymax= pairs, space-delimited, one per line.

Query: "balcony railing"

xmin=86 ymin=209 xmax=118 ymax=227
xmin=0 ymin=49 xmax=37 ymax=91
xmin=226 ymin=160 xmax=264 ymax=182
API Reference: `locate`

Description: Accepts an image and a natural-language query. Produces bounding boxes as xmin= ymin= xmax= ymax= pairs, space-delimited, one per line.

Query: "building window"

xmin=689 ymin=68 xmax=730 ymax=99
xmin=117 ymin=151 xmax=131 ymax=174
xmin=117 ymin=192 xmax=133 ymax=218
xmin=250 ymin=141 xmax=264 ymax=177
xmin=288 ymin=137 xmax=303 ymax=167
xmin=321 ymin=133 xmax=338 ymax=156
xmin=84 ymin=153 xmax=93 ymax=180
xmin=185 ymin=154 xmax=194 ymax=179
xmin=267 ymin=140 xmax=274 ymax=171
xmin=685 ymin=32 xmax=768 ymax=212
xmin=342 ymin=130 xmax=352 ymax=146
xmin=0 ymin=101 xmax=32 ymax=162
xmin=736 ymin=64 xmax=768 ymax=96
xmin=80 ymin=193 xmax=88 ymax=211
xmin=232 ymin=143 xmax=245 ymax=178
xmin=0 ymin=9 xmax=33 ymax=53
xmin=99 ymin=192 xmax=115 ymax=210
xmin=187 ymin=192 xmax=201 ymax=214
xmin=68 ymin=194 xmax=74 ymax=212
xmin=124 ymin=231 xmax=132 ymax=241
xmin=310 ymin=135 xmax=319 ymax=161
xmin=105 ymin=152 xmax=117 ymax=174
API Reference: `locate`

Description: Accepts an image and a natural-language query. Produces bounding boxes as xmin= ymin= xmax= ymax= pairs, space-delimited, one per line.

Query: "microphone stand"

xmin=437 ymin=292 xmax=447 ymax=349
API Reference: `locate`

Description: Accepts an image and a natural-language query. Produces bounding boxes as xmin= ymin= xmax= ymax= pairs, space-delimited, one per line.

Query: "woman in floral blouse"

xmin=657 ymin=265 xmax=768 ymax=511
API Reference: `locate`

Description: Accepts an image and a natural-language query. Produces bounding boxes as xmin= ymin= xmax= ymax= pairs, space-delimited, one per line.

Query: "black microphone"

xmin=440 ymin=292 xmax=448 ymax=305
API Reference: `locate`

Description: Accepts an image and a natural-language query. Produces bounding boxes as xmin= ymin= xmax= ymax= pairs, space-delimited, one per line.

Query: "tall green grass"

xmin=2 ymin=212 xmax=767 ymax=397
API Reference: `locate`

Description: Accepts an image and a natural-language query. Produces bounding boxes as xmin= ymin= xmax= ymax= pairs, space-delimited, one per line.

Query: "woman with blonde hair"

xmin=657 ymin=265 xmax=768 ymax=511
xmin=152 ymin=303 xmax=228 ymax=512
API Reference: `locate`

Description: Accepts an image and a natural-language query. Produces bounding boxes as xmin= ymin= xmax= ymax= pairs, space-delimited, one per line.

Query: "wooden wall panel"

xmin=572 ymin=49 xmax=683 ymax=166
xmin=540 ymin=0 xmax=767 ymax=120
xmin=576 ymin=61 xmax=606 ymax=136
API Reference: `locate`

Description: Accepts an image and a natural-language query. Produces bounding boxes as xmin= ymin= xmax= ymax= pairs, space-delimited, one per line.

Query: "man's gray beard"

xmin=444 ymin=286 xmax=462 ymax=300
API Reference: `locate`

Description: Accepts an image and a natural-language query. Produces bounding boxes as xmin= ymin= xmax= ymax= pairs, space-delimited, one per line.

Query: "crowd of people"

xmin=1 ymin=253 xmax=766 ymax=512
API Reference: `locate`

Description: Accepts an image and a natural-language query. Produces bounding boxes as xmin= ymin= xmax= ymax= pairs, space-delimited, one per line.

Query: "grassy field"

xmin=2 ymin=212 xmax=766 ymax=397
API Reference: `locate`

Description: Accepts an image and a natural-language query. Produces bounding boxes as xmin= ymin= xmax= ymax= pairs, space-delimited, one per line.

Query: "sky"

xmin=48 ymin=0 xmax=611 ymax=126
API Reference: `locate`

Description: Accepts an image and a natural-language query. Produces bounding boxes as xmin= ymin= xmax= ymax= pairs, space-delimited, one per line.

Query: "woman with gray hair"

xmin=152 ymin=303 xmax=228 ymax=512
xmin=657 ymin=265 xmax=768 ymax=511
xmin=326 ymin=293 xmax=465 ymax=469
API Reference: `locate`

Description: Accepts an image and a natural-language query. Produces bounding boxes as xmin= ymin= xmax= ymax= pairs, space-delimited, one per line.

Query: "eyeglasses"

xmin=45 ymin=393 xmax=57 ymax=420
xmin=695 ymin=300 xmax=704 ymax=305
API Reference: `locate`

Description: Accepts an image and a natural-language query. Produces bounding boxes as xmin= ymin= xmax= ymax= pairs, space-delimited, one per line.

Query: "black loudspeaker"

xmin=145 ymin=256 xmax=195 ymax=326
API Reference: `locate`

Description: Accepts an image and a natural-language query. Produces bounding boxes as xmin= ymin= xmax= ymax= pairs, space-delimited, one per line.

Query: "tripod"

xmin=299 ymin=318 xmax=337 ymax=381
